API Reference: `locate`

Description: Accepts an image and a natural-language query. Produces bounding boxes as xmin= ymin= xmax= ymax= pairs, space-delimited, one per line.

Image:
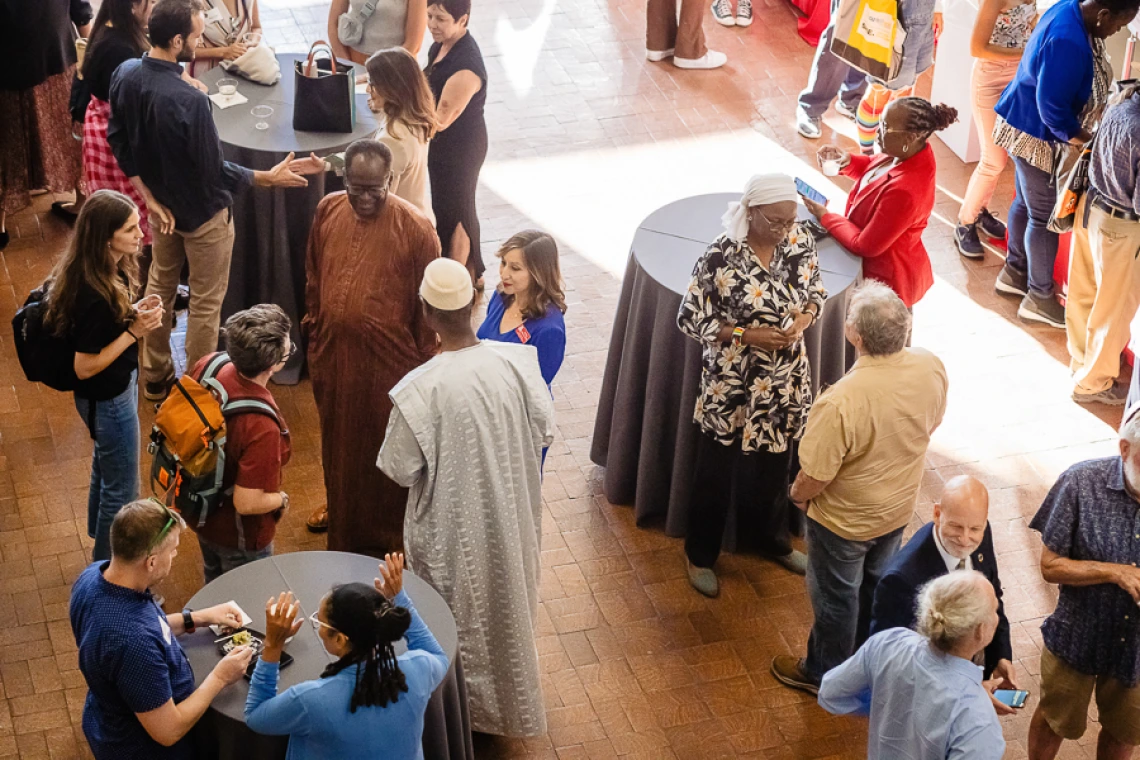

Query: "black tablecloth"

xmin=183 ymin=551 xmax=474 ymax=760
xmin=590 ymin=193 xmax=862 ymax=551
xmin=198 ymin=55 xmax=378 ymax=384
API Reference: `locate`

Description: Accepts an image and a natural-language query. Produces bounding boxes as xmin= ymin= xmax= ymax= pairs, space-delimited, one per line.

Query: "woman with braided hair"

xmin=801 ymin=97 xmax=958 ymax=315
xmin=245 ymin=553 xmax=448 ymax=758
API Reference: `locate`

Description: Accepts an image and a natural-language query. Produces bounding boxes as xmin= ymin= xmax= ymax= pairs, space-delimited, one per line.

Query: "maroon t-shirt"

xmin=192 ymin=355 xmax=291 ymax=551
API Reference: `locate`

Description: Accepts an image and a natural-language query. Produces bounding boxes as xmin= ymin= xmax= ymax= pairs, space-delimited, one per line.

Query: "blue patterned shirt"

xmin=69 ymin=562 xmax=196 ymax=760
xmin=1089 ymin=92 xmax=1140 ymax=215
xmin=1030 ymin=457 xmax=1140 ymax=686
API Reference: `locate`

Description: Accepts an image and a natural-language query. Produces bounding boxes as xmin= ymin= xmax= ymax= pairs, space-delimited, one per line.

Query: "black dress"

xmin=425 ymin=31 xmax=488 ymax=279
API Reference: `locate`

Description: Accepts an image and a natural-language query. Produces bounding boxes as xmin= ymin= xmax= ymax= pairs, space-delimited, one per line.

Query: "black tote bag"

xmin=293 ymin=40 xmax=356 ymax=133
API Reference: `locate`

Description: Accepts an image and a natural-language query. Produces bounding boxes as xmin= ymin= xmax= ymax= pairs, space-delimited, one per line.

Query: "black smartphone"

xmin=795 ymin=177 xmax=828 ymax=206
xmin=993 ymin=689 xmax=1029 ymax=708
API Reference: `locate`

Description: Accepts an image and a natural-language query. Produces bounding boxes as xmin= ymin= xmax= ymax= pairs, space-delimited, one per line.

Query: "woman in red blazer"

xmin=799 ymin=98 xmax=959 ymax=309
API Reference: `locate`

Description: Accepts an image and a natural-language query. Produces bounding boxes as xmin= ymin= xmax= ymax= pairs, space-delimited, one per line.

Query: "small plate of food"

xmin=215 ymin=628 xmax=293 ymax=678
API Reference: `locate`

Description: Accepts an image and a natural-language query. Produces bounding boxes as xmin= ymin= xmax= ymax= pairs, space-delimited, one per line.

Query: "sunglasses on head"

xmin=147 ymin=498 xmax=179 ymax=554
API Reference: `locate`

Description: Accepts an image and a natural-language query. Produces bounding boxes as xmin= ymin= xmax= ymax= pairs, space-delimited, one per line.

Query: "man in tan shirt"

xmin=771 ymin=281 xmax=948 ymax=694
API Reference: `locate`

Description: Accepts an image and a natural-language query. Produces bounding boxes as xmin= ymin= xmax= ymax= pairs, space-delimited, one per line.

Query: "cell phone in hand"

xmin=795 ymin=177 xmax=828 ymax=206
xmin=993 ymin=689 xmax=1029 ymax=708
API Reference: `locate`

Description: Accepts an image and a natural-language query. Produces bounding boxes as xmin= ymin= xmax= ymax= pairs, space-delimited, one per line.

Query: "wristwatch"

xmin=280 ymin=492 xmax=290 ymax=511
xmin=182 ymin=609 xmax=196 ymax=633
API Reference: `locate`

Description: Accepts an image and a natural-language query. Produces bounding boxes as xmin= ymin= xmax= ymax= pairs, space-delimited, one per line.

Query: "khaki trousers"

xmin=1066 ymin=196 xmax=1140 ymax=394
xmin=144 ymin=208 xmax=235 ymax=383
xmin=646 ymin=0 xmax=707 ymax=60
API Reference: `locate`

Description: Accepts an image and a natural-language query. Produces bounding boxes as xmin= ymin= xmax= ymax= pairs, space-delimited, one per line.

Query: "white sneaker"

xmin=674 ymin=50 xmax=728 ymax=69
xmin=646 ymin=48 xmax=674 ymax=62
xmin=711 ymin=0 xmax=736 ymax=26
xmin=736 ymin=0 xmax=753 ymax=26
xmin=796 ymin=113 xmax=822 ymax=138
xmin=834 ymin=99 xmax=858 ymax=120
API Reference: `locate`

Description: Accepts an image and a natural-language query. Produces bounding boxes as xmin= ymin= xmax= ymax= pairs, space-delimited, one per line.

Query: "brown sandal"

xmin=306 ymin=506 xmax=328 ymax=533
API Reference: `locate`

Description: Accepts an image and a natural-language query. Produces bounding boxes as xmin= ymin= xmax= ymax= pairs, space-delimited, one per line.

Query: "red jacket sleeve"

xmin=841 ymin=153 xmax=874 ymax=181
xmin=822 ymin=177 xmax=921 ymax=259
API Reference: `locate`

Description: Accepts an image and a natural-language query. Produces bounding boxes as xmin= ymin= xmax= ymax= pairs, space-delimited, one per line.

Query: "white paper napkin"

xmin=209 ymin=601 xmax=252 ymax=635
xmin=209 ymin=91 xmax=249 ymax=110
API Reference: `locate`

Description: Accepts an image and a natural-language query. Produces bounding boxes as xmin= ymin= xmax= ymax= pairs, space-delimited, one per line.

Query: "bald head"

xmin=933 ymin=476 xmax=989 ymax=560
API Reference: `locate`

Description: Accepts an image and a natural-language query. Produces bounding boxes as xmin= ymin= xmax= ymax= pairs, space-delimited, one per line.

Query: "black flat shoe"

xmin=0 ymin=230 xmax=8 ymax=250
xmin=50 ymin=201 xmax=78 ymax=223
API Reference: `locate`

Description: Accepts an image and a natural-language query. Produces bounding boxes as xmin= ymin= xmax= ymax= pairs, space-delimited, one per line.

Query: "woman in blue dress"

xmin=476 ymin=230 xmax=567 ymax=386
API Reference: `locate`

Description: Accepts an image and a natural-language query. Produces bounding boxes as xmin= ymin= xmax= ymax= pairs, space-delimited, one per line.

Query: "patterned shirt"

xmin=69 ymin=562 xmax=196 ymax=760
xmin=993 ymin=38 xmax=1111 ymax=173
xmin=677 ymin=227 xmax=827 ymax=454
xmin=1029 ymin=457 xmax=1140 ymax=687
xmin=1089 ymin=92 xmax=1140 ymax=215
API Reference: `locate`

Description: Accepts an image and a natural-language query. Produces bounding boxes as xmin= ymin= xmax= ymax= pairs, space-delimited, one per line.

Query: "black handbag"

xmin=292 ymin=40 xmax=356 ymax=133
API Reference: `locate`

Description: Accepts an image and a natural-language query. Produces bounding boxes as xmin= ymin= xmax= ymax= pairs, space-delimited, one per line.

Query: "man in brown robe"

xmin=302 ymin=139 xmax=439 ymax=554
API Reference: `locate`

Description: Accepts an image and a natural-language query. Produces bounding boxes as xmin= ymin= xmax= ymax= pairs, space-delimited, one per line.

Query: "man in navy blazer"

xmin=870 ymin=476 xmax=1020 ymax=707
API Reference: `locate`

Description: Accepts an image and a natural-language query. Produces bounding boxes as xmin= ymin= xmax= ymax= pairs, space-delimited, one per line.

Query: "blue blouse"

xmin=476 ymin=290 xmax=567 ymax=386
xmin=244 ymin=591 xmax=449 ymax=760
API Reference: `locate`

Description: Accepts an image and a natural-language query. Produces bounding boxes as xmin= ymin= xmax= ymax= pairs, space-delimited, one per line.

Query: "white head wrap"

xmin=420 ymin=258 xmax=474 ymax=310
xmin=721 ymin=173 xmax=799 ymax=242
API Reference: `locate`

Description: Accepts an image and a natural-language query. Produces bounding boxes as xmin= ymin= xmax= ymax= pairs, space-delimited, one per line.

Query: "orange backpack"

xmin=148 ymin=353 xmax=281 ymax=529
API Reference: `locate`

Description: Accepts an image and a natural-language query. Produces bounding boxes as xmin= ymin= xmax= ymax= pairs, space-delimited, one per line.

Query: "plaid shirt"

xmin=1030 ymin=457 xmax=1140 ymax=686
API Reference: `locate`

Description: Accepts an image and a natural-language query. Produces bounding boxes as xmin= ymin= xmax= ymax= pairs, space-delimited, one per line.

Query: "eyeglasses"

xmin=146 ymin=499 xmax=179 ymax=554
xmin=754 ymin=209 xmax=798 ymax=234
xmin=281 ymin=340 xmax=297 ymax=365
xmin=308 ymin=610 xmax=338 ymax=635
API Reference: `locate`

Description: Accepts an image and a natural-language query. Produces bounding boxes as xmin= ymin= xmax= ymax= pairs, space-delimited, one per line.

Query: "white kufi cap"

xmin=420 ymin=258 xmax=474 ymax=310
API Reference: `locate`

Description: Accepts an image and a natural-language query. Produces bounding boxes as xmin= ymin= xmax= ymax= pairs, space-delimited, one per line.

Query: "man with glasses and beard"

xmin=302 ymin=139 xmax=440 ymax=556
xmin=107 ymin=0 xmax=306 ymax=403
xmin=1025 ymin=408 xmax=1140 ymax=759
xmin=69 ymin=500 xmax=254 ymax=759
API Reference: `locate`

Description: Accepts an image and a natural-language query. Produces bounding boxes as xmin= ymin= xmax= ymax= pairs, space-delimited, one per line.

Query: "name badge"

xmin=158 ymin=613 xmax=172 ymax=645
xmin=515 ymin=325 xmax=531 ymax=343
xmin=204 ymin=7 xmax=223 ymax=23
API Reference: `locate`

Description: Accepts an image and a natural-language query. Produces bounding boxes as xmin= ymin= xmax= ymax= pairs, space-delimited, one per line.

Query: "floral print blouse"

xmin=677 ymin=226 xmax=828 ymax=454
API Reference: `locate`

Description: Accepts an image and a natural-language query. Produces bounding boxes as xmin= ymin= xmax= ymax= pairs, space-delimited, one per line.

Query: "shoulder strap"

xmin=221 ymin=398 xmax=287 ymax=433
xmin=199 ymin=352 xmax=232 ymax=405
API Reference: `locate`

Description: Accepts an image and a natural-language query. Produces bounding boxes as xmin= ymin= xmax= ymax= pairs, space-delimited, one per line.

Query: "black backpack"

xmin=11 ymin=284 xmax=78 ymax=392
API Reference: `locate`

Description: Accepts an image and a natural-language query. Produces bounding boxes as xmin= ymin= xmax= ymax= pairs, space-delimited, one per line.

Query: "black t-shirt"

xmin=425 ymin=32 xmax=487 ymax=151
xmin=83 ymin=28 xmax=144 ymax=102
xmin=70 ymin=282 xmax=137 ymax=401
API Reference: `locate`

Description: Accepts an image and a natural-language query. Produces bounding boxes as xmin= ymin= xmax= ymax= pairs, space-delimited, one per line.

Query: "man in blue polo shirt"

xmin=70 ymin=499 xmax=255 ymax=759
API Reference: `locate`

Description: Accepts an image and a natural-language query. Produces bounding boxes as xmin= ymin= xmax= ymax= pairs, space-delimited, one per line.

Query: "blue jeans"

xmin=1006 ymin=155 xmax=1059 ymax=298
xmin=74 ymin=372 xmax=140 ymax=561
xmin=199 ymin=535 xmax=273 ymax=584
xmin=803 ymin=518 xmax=904 ymax=681
xmin=797 ymin=0 xmax=868 ymax=120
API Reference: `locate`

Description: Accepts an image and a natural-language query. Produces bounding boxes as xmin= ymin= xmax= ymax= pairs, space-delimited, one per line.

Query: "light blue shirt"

xmin=818 ymin=628 xmax=1005 ymax=760
xmin=244 ymin=591 xmax=449 ymax=760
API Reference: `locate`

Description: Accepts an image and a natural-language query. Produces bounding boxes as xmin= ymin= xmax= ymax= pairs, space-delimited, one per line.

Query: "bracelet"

xmin=731 ymin=326 xmax=746 ymax=346
xmin=126 ymin=328 xmax=138 ymax=342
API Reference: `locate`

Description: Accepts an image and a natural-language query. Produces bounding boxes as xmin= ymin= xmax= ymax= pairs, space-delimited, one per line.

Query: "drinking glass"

xmin=217 ymin=78 xmax=238 ymax=97
xmin=251 ymin=105 xmax=274 ymax=131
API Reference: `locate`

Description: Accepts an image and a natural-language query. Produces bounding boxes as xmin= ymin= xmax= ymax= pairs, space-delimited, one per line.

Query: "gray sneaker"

xmin=1018 ymin=292 xmax=1065 ymax=329
xmin=797 ymin=113 xmax=822 ymax=139
xmin=1073 ymin=382 xmax=1128 ymax=406
xmin=994 ymin=265 xmax=1028 ymax=297
xmin=686 ymin=561 xmax=720 ymax=598
xmin=834 ymin=99 xmax=858 ymax=121
xmin=766 ymin=549 xmax=807 ymax=576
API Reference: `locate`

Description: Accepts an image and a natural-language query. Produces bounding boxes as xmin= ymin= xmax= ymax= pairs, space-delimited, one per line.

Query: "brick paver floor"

xmin=0 ymin=0 xmax=1129 ymax=757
